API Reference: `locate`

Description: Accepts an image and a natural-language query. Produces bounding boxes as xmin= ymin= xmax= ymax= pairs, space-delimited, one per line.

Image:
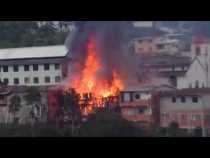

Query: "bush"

xmin=193 ymin=127 xmax=203 ymax=137
xmin=167 ymin=122 xmax=180 ymax=137
xmin=0 ymin=123 xmax=73 ymax=137
xmin=78 ymin=108 xmax=143 ymax=137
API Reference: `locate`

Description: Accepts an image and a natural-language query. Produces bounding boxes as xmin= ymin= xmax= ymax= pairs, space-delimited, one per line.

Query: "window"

xmin=138 ymin=107 xmax=147 ymax=114
xmin=45 ymin=76 xmax=51 ymax=83
xmin=192 ymin=114 xmax=201 ymax=121
xmin=202 ymin=83 xmax=205 ymax=88
xmin=55 ymin=76 xmax=61 ymax=83
xmin=189 ymin=83 xmax=192 ymax=88
xmin=24 ymin=65 xmax=29 ymax=71
xmin=55 ymin=64 xmax=60 ymax=70
xmin=162 ymin=112 xmax=169 ymax=119
xmin=33 ymin=77 xmax=39 ymax=84
xmin=192 ymin=96 xmax=198 ymax=103
xmin=172 ymin=97 xmax=176 ymax=103
xmin=3 ymin=78 xmax=8 ymax=84
xmin=3 ymin=66 xmax=8 ymax=72
xmin=44 ymin=64 xmax=50 ymax=71
xmin=24 ymin=77 xmax=30 ymax=84
xmin=181 ymin=96 xmax=186 ymax=103
xmin=181 ymin=114 xmax=187 ymax=121
xmin=0 ymin=96 xmax=4 ymax=100
xmin=13 ymin=65 xmax=19 ymax=72
xmin=33 ymin=64 xmax=38 ymax=71
xmin=135 ymin=93 xmax=140 ymax=99
xmin=14 ymin=78 xmax=19 ymax=85
xmin=195 ymin=80 xmax=199 ymax=88
xmin=157 ymin=44 xmax=164 ymax=49
xmin=195 ymin=46 xmax=201 ymax=56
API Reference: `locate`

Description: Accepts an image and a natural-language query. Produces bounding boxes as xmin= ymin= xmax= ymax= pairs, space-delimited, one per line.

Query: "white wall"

xmin=177 ymin=58 xmax=207 ymax=89
xmin=0 ymin=64 xmax=62 ymax=86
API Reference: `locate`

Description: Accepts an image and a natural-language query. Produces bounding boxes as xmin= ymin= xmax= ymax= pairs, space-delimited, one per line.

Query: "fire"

xmin=66 ymin=35 xmax=124 ymax=114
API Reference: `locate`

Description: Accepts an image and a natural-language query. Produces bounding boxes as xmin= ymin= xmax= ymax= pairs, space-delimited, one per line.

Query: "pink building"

xmin=160 ymin=88 xmax=210 ymax=135
xmin=119 ymin=85 xmax=174 ymax=127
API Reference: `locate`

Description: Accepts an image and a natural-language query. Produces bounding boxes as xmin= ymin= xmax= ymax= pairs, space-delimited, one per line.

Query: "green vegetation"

xmin=0 ymin=21 xmax=68 ymax=48
xmin=24 ymin=87 xmax=41 ymax=106
xmin=9 ymin=95 xmax=22 ymax=123
xmin=78 ymin=108 xmax=143 ymax=137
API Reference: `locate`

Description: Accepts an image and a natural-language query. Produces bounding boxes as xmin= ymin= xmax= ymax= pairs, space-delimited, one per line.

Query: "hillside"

xmin=0 ymin=21 xmax=69 ymax=48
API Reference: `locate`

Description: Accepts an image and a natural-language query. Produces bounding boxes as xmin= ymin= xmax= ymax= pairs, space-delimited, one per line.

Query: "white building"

xmin=0 ymin=45 xmax=69 ymax=86
xmin=177 ymin=37 xmax=210 ymax=89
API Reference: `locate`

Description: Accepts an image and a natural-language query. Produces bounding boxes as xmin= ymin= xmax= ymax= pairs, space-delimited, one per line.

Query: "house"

xmin=160 ymin=88 xmax=210 ymax=135
xmin=119 ymin=84 xmax=175 ymax=127
xmin=133 ymin=33 xmax=189 ymax=56
xmin=138 ymin=54 xmax=191 ymax=87
xmin=0 ymin=45 xmax=70 ymax=86
xmin=133 ymin=37 xmax=157 ymax=55
xmin=177 ymin=36 xmax=210 ymax=89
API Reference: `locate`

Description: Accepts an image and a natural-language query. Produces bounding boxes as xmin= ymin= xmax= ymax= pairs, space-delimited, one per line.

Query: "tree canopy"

xmin=0 ymin=21 xmax=68 ymax=48
xmin=78 ymin=108 xmax=143 ymax=137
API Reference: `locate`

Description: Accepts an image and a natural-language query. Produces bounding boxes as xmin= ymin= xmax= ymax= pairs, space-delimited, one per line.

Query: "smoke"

xmin=65 ymin=21 xmax=139 ymax=86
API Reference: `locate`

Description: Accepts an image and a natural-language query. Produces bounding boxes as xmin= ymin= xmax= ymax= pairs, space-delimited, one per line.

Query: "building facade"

xmin=119 ymin=85 xmax=174 ymax=127
xmin=160 ymin=88 xmax=210 ymax=135
xmin=177 ymin=37 xmax=210 ymax=89
xmin=138 ymin=54 xmax=191 ymax=87
xmin=0 ymin=45 xmax=69 ymax=86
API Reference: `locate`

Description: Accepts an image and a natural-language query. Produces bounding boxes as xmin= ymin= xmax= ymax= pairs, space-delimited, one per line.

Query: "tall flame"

xmin=66 ymin=35 xmax=124 ymax=113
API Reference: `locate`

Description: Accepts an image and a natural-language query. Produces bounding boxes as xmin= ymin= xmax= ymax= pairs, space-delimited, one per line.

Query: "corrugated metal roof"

xmin=0 ymin=45 xmax=68 ymax=60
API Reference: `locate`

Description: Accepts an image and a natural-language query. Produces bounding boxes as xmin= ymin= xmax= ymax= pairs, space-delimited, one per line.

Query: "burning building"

xmin=62 ymin=21 xmax=140 ymax=115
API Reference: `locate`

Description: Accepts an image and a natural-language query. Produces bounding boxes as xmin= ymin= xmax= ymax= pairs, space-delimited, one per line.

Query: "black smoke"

xmin=65 ymin=21 xmax=139 ymax=86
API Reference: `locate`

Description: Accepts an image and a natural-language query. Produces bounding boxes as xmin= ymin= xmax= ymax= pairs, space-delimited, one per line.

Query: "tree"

xmin=0 ymin=21 xmax=69 ymax=48
xmin=9 ymin=95 xmax=22 ymax=124
xmin=58 ymin=89 xmax=81 ymax=136
xmin=194 ymin=127 xmax=203 ymax=137
xmin=24 ymin=87 xmax=42 ymax=123
xmin=78 ymin=108 xmax=143 ymax=137
xmin=167 ymin=122 xmax=180 ymax=137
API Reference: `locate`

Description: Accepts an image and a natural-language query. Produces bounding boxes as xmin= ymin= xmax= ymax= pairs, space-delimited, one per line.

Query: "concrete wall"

xmin=0 ymin=91 xmax=48 ymax=124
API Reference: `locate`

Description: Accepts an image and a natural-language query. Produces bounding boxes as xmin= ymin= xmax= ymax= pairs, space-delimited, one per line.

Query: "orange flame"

xmin=66 ymin=36 xmax=124 ymax=114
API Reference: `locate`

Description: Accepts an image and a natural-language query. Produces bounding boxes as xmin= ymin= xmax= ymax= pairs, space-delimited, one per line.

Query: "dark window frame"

xmin=24 ymin=65 xmax=29 ymax=71
xmin=55 ymin=76 xmax=61 ymax=83
xmin=172 ymin=97 xmax=176 ymax=103
xmin=14 ymin=78 xmax=19 ymax=85
xmin=135 ymin=93 xmax=140 ymax=99
xmin=44 ymin=64 xmax=50 ymax=71
xmin=33 ymin=64 xmax=39 ymax=71
xmin=3 ymin=66 xmax=8 ymax=72
xmin=54 ymin=63 xmax=60 ymax=70
xmin=13 ymin=65 xmax=19 ymax=72
xmin=192 ymin=96 xmax=198 ymax=103
xmin=33 ymin=77 xmax=39 ymax=84
xmin=3 ymin=78 xmax=8 ymax=84
xmin=45 ymin=76 xmax=51 ymax=83
xmin=24 ymin=77 xmax=30 ymax=84
xmin=181 ymin=96 xmax=186 ymax=103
